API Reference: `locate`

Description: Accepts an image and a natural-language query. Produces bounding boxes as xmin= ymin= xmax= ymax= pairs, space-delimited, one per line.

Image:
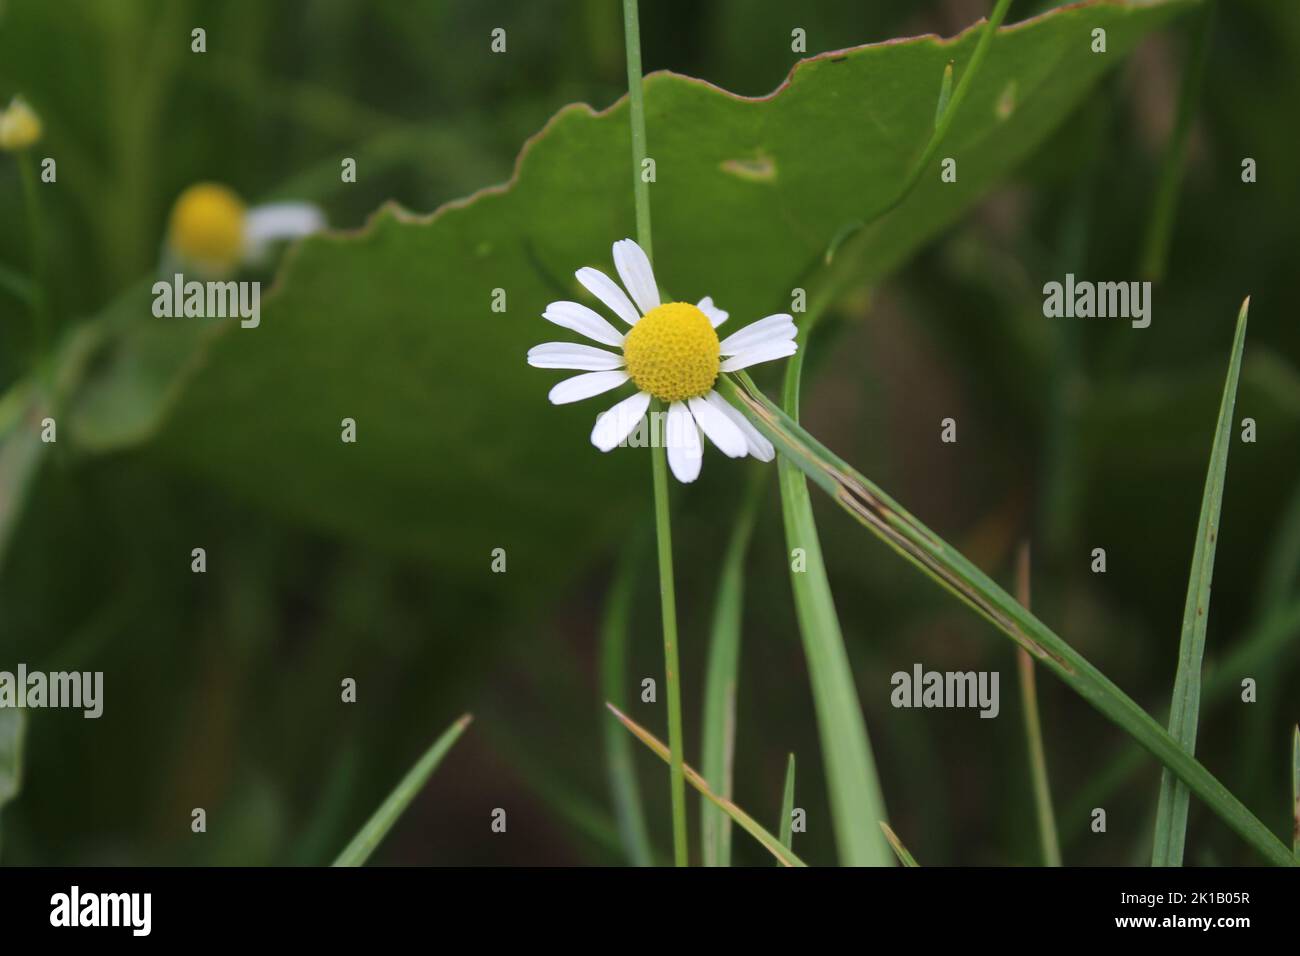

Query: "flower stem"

xmin=622 ymin=0 xmax=685 ymax=866
xmin=16 ymin=151 xmax=49 ymax=375
xmin=650 ymin=406 xmax=687 ymax=866
xmin=622 ymin=0 xmax=653 ymax=258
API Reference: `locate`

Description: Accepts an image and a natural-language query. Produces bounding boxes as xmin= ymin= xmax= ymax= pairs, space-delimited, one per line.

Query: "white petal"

xmin=542 ymin=301 xmax=625 ymax=347
xmin=528 ymin=342 xmax=624 ymax=371
xmin=719 ymin=313 xmax=797 ymax=356
xmin=696 ymin=296 xmax=729 ymax=327
xmin=612 ymin=239 xmax=661 ymax=315
xmin=705 ymin=390 xmax=774 ymax=461
xmin=687 ymin=395 xmax=747 ymax=458
xmin=576 ymin=266 xmax=641 ymax=325
xmin=665 ymin=401 xmax=703 ymax=483
xmin=548 ymin=370 xmax=629 ymax=405
xmin=720 ymin=339 xmax=798 ymax=372
xmin=243 ymin=202 xmax=326 ymax=260
xmin=591 ymin=390 xmax=652 ymax=452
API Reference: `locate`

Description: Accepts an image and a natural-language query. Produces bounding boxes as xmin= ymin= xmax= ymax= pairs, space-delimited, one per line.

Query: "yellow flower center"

xmin=622 ymin=302 xmax=720 ymax=403
xmin=168 ymin=183 xmax=246 ymax=273
xmin=0 ymin=96 xmax=42 ymax=151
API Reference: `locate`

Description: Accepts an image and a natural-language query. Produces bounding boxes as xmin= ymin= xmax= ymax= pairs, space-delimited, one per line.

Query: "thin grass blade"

xmin=1292 ymin=725 xmax=1299 ymax=859
xmin=1151 ymin=297 xmax=1248 ymax=866
xmin=777 ymin=306 xmax=891 ymax=867
xmin=0 ymin=708 xmax=26 ymax=861
xmin=700 ymin=472 xmax=764 ymax=866
xmin=716 ymin=352 xmax=1293 ymax=865
xmin=778 ymin=752 xmax=796 ymax=858
xmin=1016 ymin=543 xmax=1061 ymax=866
xmin=880 ymin=822 xmax=919 ymax=867
xmin=602 ymin=533 xmax=655 ymax=866
xmin=606 ymin=703 xmax=806 ymax=867
xmin=332 ymin=713 xmax=472 ymax=866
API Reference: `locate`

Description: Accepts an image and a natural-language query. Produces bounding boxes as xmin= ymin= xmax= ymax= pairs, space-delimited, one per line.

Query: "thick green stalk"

xmin=778 ymin=310 xmax=891 ymax=866
xmin=716 ymin=369 xmax=1293 ymax=867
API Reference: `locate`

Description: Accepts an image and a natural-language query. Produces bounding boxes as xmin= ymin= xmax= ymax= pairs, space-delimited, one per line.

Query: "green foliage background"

xmin=0 ymin=0 xmax=1297 ymax=865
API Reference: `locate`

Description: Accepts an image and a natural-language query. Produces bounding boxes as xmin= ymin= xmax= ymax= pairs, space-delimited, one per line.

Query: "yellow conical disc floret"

xmin=0 ymin=96 xmax=42 ymax=151
xmin=623 ymin=302 xmax=720 ymax=402
xmin=167 ymin=183 xmax=247 ymax=273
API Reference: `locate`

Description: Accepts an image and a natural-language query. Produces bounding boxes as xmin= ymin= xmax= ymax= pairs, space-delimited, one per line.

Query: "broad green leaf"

xmin=699 ymin=470 xmax=763 ymax=867
xmin=1151 ymin=298 xmax=1248 ymax=867
xmin=332 ymin=713 xmax=471 ymax=867
xmin=28 ymin=0 xmax=1193 ymax=583
xmin=606 ymin=703 xmax=805 ymax=867
xmin=717 ymin=369 xmax=1294 ymax=866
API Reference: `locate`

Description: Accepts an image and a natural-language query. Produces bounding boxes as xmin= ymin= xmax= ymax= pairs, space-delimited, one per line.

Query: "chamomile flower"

xmin=529 ymin=238 xmax=796 ymax=483
xmin=164 ymin=182 xmax=325 ymax=278
xmin=0 ymin=95 xmax=42 ymax=151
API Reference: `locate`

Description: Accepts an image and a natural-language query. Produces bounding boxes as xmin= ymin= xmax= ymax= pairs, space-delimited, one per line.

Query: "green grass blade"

xmin=700 ymin=472 xmax=764 ymax=866
xmin=1016 ymin=544 xmax=1061 ymax=866
xmin=1139 ymin=3 xmax=1213 ymax=280
xmin=933 ymin=61 xmax=954 ymax=127
xmin=880 ymin=822 xmax=919 ymax=867
xmin=872 ymin=0 xmax=1013 ymax=222
xmin=1293 ymin=725 xmax=1299 ymax=859
xmin=332 ymin=713 xmax=472 ymax=866
xmin=606 ymin=703 xmax=806 ymax=867
xmin=717 ymin=356 xmax=1294 ymax=866
xmin=1255 ymin=478 xmax=1300 ymax=618
xmin=777 ymin=309 xmax=891 ymax=867
xmin=778 ymin=753 xmax=796 ymax=858
xmin=0 ymin=708 xmax=27 ymax=861
xmin=1151 ymin=297 xmax=1248 ymax=867
xmin=1066 ymin=595 xmax=1300 ymax=844
xmin=601 ymin=535 xmax=656 ymax=866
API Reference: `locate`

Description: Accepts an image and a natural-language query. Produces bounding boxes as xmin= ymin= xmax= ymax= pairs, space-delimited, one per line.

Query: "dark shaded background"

xmin=0 ymin=0 xmax=1296 ymax=865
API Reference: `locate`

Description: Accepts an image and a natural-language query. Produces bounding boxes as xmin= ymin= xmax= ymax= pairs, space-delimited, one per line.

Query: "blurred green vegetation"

xmin=0 ymin=0 xmax=1297 ymax=865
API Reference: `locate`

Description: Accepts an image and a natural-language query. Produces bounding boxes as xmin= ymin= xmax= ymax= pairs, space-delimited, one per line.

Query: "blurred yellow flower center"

xmin=0 ymin=96 xmax=42 ymax=151
xmin=168 ymin=183 xmax=246 ymax=271
xmin=622 ymin=302 xmax=720 ymax=403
